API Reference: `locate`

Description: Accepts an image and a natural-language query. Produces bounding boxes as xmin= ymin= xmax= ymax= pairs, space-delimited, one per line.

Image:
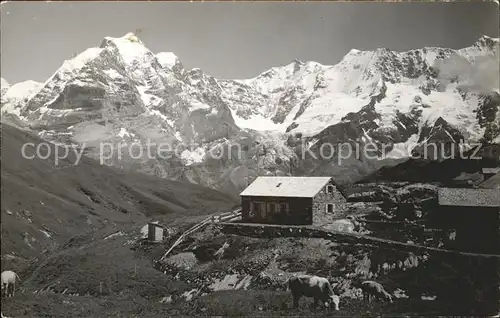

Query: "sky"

xmin=0 ymin=1 xmax=498 ymax=84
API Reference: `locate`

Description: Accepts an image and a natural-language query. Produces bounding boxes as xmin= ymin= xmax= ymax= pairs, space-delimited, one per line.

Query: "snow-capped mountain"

xmin=1 ymin=80 xmax=43 ymax=116
xmin=1 ymin=33 xmax=498 ymax=195
xmin=1 ymin=77 xmax=10 ymax=97
xmin=223 ymin=36 xmax=499 ymax=143
xmin=13 ymin=33 xmax=237 ymax=145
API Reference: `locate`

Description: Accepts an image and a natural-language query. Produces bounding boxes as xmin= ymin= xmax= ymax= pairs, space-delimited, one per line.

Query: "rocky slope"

xmin=1 ymin=34 xmax=498 ymax=194
xmin=0 ymin=123 xmax=237 ymax=270
xmin=363 ymin=143 xmax=500 ymax=183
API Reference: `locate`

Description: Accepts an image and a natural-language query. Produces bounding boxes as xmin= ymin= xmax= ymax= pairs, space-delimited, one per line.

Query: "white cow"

xmin=1 ymin=270 xmax=20 ymax=298
xmin=288 ymin=275 xmax=340 ymax=311
xmin=360 ymin=280 xmax=393 ymax=303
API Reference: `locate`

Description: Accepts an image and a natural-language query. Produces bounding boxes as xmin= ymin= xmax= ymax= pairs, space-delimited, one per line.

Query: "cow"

xmin=1 ymin=312 xmax=12 ymax=318
xmin=1 ymin=270 xmax=20 ymax=298
xmin=288 ymin=275 xmax=340 ymax=311
xmin=360 ymin=280 xmax=393 ymax=303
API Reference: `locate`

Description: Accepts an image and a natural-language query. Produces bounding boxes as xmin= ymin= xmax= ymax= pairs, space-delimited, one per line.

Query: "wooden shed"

xmin=147 ymin=222 xmax=164 ymax=242
xmin=437 ymin=186 xmax=499 ymax=254
xmin=437 ymin=184 xmax=499 ymax=313
xmin=239 ymin=176 xmax=346 ymax=225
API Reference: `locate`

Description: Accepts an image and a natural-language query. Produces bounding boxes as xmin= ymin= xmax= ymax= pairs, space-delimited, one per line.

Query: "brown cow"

xmin=288 ymin=275 xmax=340 ymax=310
xmin=360 ymin=280 xmax=393 ymax=303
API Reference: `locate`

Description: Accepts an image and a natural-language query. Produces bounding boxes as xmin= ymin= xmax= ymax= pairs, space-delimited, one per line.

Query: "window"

xmin=267 ymin=202 xmax=276 ymax=214
xmin=326 ymin=204 xmax=334 ymax=213
xmin=249 ymin=202 xmax=256 ymax=218
xmin=275 ymin=203 xmax=281 ymax=213
xmin=250 ymin=201 xmax=265 ymax=218
xmin=255 ymin=201 xmax=265 ymax=218
xmin=281 ymin=203 xmax=290 ymax=215
xmin=326 ymin=185 xmax=334 ymax=194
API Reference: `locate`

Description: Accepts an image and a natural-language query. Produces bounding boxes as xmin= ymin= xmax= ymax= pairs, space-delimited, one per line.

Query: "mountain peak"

xmin=101 ymin=32 xmax=146 ymax=48
xmin=100 ymin=33 xmax=152 ymax=66
xmin=1 ymin=77 xmax=10 ymax=98
xmin=478 ymin=34 xmax=498 ymax=42
xmin=374 ymin=47 xmax=395 ymax=58
xmin=289 ymin=59 xmax=306 ymax=74
xmin=1 ymin=77 xmax=9 ymax=89
xmin=122 ymin=32 xmax=143 ymax=43
xmin=347 ymin=48 xmax=362 ymax=55
xmin=474 ymin=34 xmax=500 ymax=50
xmin=114 ymin=32 xmax=144 ymax=44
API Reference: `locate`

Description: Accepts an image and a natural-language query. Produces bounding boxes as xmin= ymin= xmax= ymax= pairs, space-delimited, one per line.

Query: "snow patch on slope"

xmin=137 ymin=86 xmax=162 ymax=108
xmin=2 ymin=80 xmax=42 ymax=102
xmin=104 ymin=34 xmax=149 ymax=65
xmin=288 ymin=93 xmax=366 ymax=137
xmin=385 ymin=134 xmax=420 ymax=159
xmin=190 ymin=100 xmax=211 ymax=111
xmin=419 ymin=87 xmax=483 ymax=141
xmin=147 ymin=109 xmax=170 ymax=123
xmin=117 ymin=128 xmax=135 ymax=138
xmin=103 ymin=69 xmax=122 ymax=79
xmin=181 ymin=147 xmax=206 ymax=166
xmin=1 ymin=77 xmax=10 ymax=96
xmin=63 ymin=48 xmax=103 ymax=72
xmin=1 ymin=80 xmax=44 ymax=118
xmin=156 ymin=52 xmax=180 ymax=70
xmin=229 ymin=108 xmax=285 ymax=132
xmin=40 ymin=47 xmax=104 ymax=88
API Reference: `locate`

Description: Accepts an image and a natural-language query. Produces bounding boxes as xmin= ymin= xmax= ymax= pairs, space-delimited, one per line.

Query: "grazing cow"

xmin=288 ymin=275 xmax=340 ymax=311
xmin=1 ymin=271 xmax=20 ymax=298
xmin=360 ymin=280 xmax=393 ymax=303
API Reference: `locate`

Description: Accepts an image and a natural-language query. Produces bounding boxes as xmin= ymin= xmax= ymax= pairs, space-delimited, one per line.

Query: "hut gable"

xmin=482 ymin=167 xmax=500 ymax=175
xmin=478 ymin=172 xmax=500 ymax=189
xmin=311 ymin=179 xmax=347 ymax=224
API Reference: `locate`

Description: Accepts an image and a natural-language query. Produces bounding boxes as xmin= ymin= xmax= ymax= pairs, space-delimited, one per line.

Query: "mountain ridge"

xmin=1 ymin=33 xmax=498 ymax=194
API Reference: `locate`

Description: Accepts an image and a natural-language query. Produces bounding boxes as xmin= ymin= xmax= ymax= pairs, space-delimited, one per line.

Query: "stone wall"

xmin=312 ymin=181 xmax=347 ymax=225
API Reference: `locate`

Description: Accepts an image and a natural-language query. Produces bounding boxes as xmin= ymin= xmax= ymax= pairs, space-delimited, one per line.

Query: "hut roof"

xmin=438 ymin=187 xmax=500 ymax=207
xmin=482 ymin=167 xmax=500 ymax=175
xmin=240 ymin=176 xmax=338 ymax=198
xmin=478 ymin=172 xmax=500 ymax=189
